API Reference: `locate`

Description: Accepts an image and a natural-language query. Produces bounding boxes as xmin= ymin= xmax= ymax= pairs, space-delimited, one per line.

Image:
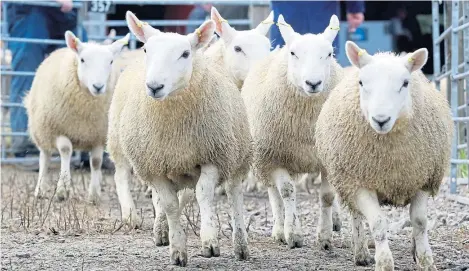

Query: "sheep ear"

xmin=102 ymin=29 xmax=117 ymax=45
xmin=404 ymin=48 xmax=428 ymax=72
xmin=255 ymin=11 xmax=274 ymax=36
xmin=109 ymin=33 xmax=130 ymax=57
xmin=126 ymin=11 xmax=160 ymax=43
xmin=345 ymin=41 xmax=372 ymax=68
xmin=277 ymin=14 xmax=297 ymax=45
xmin=65 ymin=31 xmax=83 ymax=54
xmin=322 ymin=14 xmax=340 ymax=43
xmin=188 ymin=20 xmax=216 ymax=50
xmin=211 ymin=7 xmax=236 ymax=44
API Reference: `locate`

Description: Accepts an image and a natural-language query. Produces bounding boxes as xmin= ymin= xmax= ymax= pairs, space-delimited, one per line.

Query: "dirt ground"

xmin=1 ymin=166 xmax=468 ymax=271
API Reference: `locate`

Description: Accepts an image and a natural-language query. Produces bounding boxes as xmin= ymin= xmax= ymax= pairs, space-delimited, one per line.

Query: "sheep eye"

xmin=143 ymin=48 xmax=146 ymax=53
xmin=80 ymin=58 xmax=85 ymax=63
xmin=181 ymin=50 xmax=190 ymax=59
xmin=359 ymin=80 xmax=363 ymax=86
xmin=234 ymin=46 xmax=242 ymax=53
xmin=290 ymin=51 xmax=295 ymax=56
xmin=328 ymin=52 xmax=332 ymax=57
xmin=110 ymin=60 xmax=113 ymax=65
xmin=402 ymin=80 xmax=409 ymax=88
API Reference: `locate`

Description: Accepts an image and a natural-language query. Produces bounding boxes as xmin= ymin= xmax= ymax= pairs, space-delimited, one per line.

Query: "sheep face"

xmin=125 ymin=11 xmax=215 ymax=101
xmin=211 ymin=7 xmax=273 ymax=84
xmin=345 ymin=41 xmax=429 ymax=134
xmin=65 ymin=31 xmax=129 ymax=96
xmin=277 ymin=14 xmax=339 ymax=96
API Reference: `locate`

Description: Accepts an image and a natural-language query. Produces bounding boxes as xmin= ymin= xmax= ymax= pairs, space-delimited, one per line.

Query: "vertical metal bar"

xmin=130 ymin=33 xmax=137 ymax=50
xmin=463 ymin=1 xmax=469 ymax=187
xmin=432 ymin=0 xmax=441 ymax=90
xmin=76 ymin=2 xmax=84 ymax=40
xmin=450 ymin=0 xmax=460 ymax=194
xmin=444 ymin=1 xmax=451 ymax=102
xmin=1 ymin=1 xmax=9 ymax=160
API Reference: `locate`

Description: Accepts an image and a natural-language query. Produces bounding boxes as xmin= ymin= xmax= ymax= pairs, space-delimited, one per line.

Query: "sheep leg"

xmin=244 ymin=170 xmax=258 ymax=192
xmin=56 ymin=136 xmax=72 ymax=201
xmin=410 ymin=190 xmax=436 ymax=271
xmin=356 ymin=188 xmax=394 ymax=271
xmin=152 ymin=187 xmax=169 ymax=246
xmin=352 ymin=212 xmax=374 ymax=266
xmin=225 ymin=176 xmax=250 ymax=260
xmin=34 ymin=149 xmax=51 ymax=198
xmin=196 ymin=164 xmax=220 ymax=258
xmin=87 ymin=145 xmax=103 ymax=204
xmin=317 ymin=170 xmax=334 ymax=250
xmin=268 ymin=186 xmax=285 ymax=244
xmin=114 ymin=160 xmax=138 ymax=228
xmin=332 ymin=195 xmax=342 ymax=232
xmin=272 ymin=168 xmax=303 ymax=248
xmin=151 ymin=176 xmax=187 ymax=267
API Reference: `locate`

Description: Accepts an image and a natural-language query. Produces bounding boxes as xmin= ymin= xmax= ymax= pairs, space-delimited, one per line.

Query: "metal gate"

xmin=432 ymin=0 xmax=469 ymax=199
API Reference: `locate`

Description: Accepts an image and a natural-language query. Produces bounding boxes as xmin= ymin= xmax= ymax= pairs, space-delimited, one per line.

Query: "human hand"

xmin=56 ymin=0 xmax=73 ymax=13
xmin=347 ymin=12 xmax=365 ymax=32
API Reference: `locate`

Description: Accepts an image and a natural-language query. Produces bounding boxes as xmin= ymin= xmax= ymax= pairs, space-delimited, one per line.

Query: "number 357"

xmin=89 ymin=0 xmax=111 ymax=13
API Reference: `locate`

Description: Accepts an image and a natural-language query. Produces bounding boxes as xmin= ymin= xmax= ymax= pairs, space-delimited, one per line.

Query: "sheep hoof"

xmin=355 ymin=250 xmax=375 ymax=266
xmin=170 ymin=248 xmax=187 ymax=267
xmin=55 ymin=188 xmax=69 ymax=202
xmin=87 ymin=190 xmax=101 ymax=205
xmin=416 ymin=254 xmax=437 ymax=271
xmin=233 ymin=242 xmax=250 ymax=260
xmin=319 ymin=238 xmax=332 ymax=251
xmin=122 ymin=211 xmax=139 ymax=229
xmin=201 ymin=240 xmax=220 ymax=257
xmin=286 ymin=232 xmax=304 ymax=249
xmin=272 ymin=226 xmax=286 ymax=244
xmin=154 ymin=235 xmax=169 ymax=246
xmin=154 ymin=220 xmax=169 ymax=246
xmin=332 ymin=218 xmax=342 ymax=232
xmin=375 ymin=249 xmax=394 ymax=271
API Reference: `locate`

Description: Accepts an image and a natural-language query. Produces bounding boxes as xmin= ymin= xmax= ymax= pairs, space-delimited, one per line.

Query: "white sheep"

xmin=315 ymin=41 xmax=453 ymax=270
xmin=120 ymin=8 xmax=274 ymax=200
xmin=241 ymin=14 xmax=344 ymax=249
xmin=108 ymin=11 xmax=251 ymax=266
xmin=24 ymin=31 xmax=129 ymax=202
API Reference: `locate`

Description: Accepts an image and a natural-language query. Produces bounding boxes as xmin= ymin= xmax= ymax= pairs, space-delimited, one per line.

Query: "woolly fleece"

xmin=315 ymin=53 xmax=453 ymax=209
xmin=107 ymin=51 xmax=251 ymax=182
xmin=25 ymin=47 xmax=113 ymax=151
xmin=241 ymin=47 xmax=344 ymax=184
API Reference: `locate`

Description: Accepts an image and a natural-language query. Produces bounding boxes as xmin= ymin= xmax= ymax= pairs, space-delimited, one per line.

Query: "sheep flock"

xmin=3 ymin=7 xmax=466 ymax=271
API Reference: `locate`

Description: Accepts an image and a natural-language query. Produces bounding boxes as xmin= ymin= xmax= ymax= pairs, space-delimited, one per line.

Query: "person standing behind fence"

xmin=6 ymin=0 xmax=88 ymax=162
xmin=270 ymin=1 xmax=365 ymax=54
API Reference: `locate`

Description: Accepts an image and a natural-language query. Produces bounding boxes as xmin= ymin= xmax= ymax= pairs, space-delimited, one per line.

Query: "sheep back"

xmin=108 ymin=51 xmax=251 ymax=182
xmin=315 ymin=66 xmax=453 ymax=209
xmin=241 ymin=48 xmax=343 ymax=184
xmin=24 ymin=48 xmax=113 ymax=151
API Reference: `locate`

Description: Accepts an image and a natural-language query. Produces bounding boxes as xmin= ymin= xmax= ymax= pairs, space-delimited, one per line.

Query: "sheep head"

xmin=211 ymin=7 xmax=273 ymax=85
xmin=278 ymin=14 xmax=340 ymax=96
xmin=65 ymin=30 xmax=130 ymax=96
xmin=126 ymin=11 xmax=215 ymax=101
xmin=346 ymin=40 xmax=428 ymax=134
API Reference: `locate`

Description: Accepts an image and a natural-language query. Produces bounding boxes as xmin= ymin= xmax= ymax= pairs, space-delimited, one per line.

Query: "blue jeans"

xmin=270 ymin=1 xmax=340 ymax=51
xmin=6 ymin=4 xmax=87 ymax=155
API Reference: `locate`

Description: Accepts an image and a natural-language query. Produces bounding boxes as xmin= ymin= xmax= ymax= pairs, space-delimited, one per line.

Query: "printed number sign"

xmin=89 ymin=0 xmax=112 ymax=13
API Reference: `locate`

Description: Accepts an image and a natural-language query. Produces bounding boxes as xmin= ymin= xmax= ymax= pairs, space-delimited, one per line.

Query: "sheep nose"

xmin=146 ymin=83 xmax=165 ymax=95
xmin=372 ymin=115 xmax=391 ymax=128
xmin=305 ymin=80 xmax=322 ymax=91
xmin=93 ymin=84 xmax=104 ymax=93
